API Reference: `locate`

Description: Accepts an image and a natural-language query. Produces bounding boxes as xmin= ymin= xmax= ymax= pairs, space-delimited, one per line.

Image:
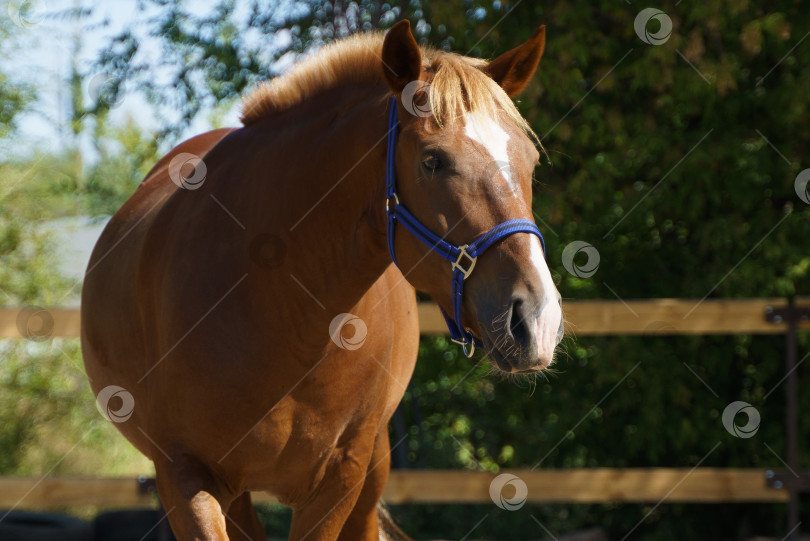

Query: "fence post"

xmin=765 ymin=299 xmax=810 ymax=539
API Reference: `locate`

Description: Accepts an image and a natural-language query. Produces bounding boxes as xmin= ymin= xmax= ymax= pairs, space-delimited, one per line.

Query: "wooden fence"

xmin=2 ymin=298 xmax=809 ymax=339
xmin=0 ymin=298 xmax=806 ymax=511
xmin=0 ymin=469 xmax=787 ymax=509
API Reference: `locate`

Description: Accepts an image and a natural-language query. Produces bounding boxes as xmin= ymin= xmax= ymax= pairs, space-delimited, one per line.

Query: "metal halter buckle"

xmin=385 ymin=193 xmax=400 ymax=213
xmin=451 ymin=245 xmax=477 ymax=279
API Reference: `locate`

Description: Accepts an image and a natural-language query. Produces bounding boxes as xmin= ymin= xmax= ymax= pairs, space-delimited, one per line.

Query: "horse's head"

xmin=381 ymin=21 xmax=562 ymax=373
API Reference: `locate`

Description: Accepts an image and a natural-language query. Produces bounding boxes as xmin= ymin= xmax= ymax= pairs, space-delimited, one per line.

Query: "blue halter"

xmin=384 ymin=97 xmax=545 ymax=357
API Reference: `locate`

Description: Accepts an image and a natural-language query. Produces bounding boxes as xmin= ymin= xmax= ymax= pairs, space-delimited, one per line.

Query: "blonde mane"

xmin=240 ymin=31 xmax=536 ymax=141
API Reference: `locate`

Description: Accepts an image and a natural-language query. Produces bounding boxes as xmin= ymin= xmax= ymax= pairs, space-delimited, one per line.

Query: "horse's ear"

xmin=484 ymin=25 xmax=546 ymax=97
xmin=381 ymin=20 xmax=423 ymax=93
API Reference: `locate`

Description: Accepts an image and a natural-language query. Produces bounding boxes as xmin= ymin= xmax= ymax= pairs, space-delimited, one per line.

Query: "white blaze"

xmin=464 ymin=112 xmax=561 ymax=366
xmin=463 ymin=112 xmax=513 ymax=188
xmin=529 ymin=236 xmax=563 ymax=365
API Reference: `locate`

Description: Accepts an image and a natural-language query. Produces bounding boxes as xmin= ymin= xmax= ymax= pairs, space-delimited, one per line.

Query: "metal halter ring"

xmin=385 ymin=193 xmax=400 ymax=213
xmin=451 ymin=331 xmax=477 ymax=357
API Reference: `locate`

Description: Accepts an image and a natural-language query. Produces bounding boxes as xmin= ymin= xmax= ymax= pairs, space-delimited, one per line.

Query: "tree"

xmin=0 ymin=3 xmax=155 ymax=480
xmin=82 ymin=1 xmax=810 ymax=538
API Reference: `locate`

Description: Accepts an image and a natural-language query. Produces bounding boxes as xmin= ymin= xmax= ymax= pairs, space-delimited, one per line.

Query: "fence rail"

xmin=0 ymin=298 xmax=805 ymax=515
xmin=0 ymin=469 xmax=788 ymax=509
xmin=2 ymin=298 xmax=809 ymax=338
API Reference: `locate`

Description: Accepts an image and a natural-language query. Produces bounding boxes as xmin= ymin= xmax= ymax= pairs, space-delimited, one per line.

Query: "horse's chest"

xmin=238 ymin=358 xmax=388 ymax=495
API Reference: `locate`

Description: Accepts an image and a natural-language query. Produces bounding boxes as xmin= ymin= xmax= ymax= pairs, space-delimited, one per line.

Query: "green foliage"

xmin=83 ymin=0 xmax=810 ymax=537
xmin=0 ymin=70 xmax=33 ymax=139
xmin=94 ymin=0 xmax=441 ymax=139
xmin=385 ymin=2 xmax=810 ymax=538
xmin=0 ymin=15 xmax=35 ymax=138
xmin=80 ymin=118 xmax=160 ymax=216
xmin=0 ymin=339 xmax=152 ymax=477
xmin=391 ymin=332 xmax=807 ymax=538
xmin=0 ymin=158 xmax=153 ymax=478
xmin=0 ymin=10 xmax=158 ymax=480
xmin=1 ymin=0 xmax=808 ymax=538
xmin=0 ymin=119 xmax=159 ymax=220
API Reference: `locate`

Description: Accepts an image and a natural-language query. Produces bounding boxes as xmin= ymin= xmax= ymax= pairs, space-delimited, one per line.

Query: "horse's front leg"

xmin=337 ymin=428 xmax=394 ymax=541
xmin=154 ymin=454 xmax=237 ymax=540
xmin=288 ymin=445 xmax=373 ymax=541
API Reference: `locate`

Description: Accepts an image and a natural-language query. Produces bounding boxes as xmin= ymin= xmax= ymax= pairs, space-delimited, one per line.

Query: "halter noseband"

xmin=385 ymin=97 xmax=546 ymax=358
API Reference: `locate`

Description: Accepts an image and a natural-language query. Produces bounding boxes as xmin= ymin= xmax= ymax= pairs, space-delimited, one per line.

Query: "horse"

xmin=81 ymin=20 xmax=563 ymax=540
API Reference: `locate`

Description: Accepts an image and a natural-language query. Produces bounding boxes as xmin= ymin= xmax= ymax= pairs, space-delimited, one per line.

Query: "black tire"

xmin=93 ymin=509 xmax=175 ymax=541
xmin=0 ymin=510 xmax=93 ymax=541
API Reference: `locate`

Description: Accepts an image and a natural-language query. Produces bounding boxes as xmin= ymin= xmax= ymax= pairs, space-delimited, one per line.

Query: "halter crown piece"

xmin=385 ymin=97 xmax=546 ymax=358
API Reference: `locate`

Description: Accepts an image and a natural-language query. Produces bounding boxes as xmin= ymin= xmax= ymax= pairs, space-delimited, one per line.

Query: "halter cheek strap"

xmin=384 ymin=97 xmax=545 ymax=358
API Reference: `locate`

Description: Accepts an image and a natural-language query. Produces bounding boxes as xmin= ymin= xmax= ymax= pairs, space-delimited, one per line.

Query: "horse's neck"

xmin=233 ymin=85 xmax=392 ymax=322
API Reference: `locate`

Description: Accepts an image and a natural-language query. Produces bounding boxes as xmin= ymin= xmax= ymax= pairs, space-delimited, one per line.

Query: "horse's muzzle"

xmin=483 ymin=293 xmax=563 ymax=372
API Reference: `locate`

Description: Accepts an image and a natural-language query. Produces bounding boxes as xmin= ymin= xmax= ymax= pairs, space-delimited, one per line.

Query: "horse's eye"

xmin=422 ymin=155 xmax=443 ymax=172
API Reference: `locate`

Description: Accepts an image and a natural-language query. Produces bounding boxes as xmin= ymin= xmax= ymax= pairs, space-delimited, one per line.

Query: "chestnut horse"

xmin=81 ymin=20 xmax=562 ymax=540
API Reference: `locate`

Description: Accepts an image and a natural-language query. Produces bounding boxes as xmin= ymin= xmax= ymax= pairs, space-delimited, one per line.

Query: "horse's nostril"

xmin=509 ymin=299 xmax=530 ymax=347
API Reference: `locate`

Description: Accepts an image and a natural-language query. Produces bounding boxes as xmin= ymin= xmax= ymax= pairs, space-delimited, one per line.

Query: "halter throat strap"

xmin=384 ymin=97 xmax=545 ymax=357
